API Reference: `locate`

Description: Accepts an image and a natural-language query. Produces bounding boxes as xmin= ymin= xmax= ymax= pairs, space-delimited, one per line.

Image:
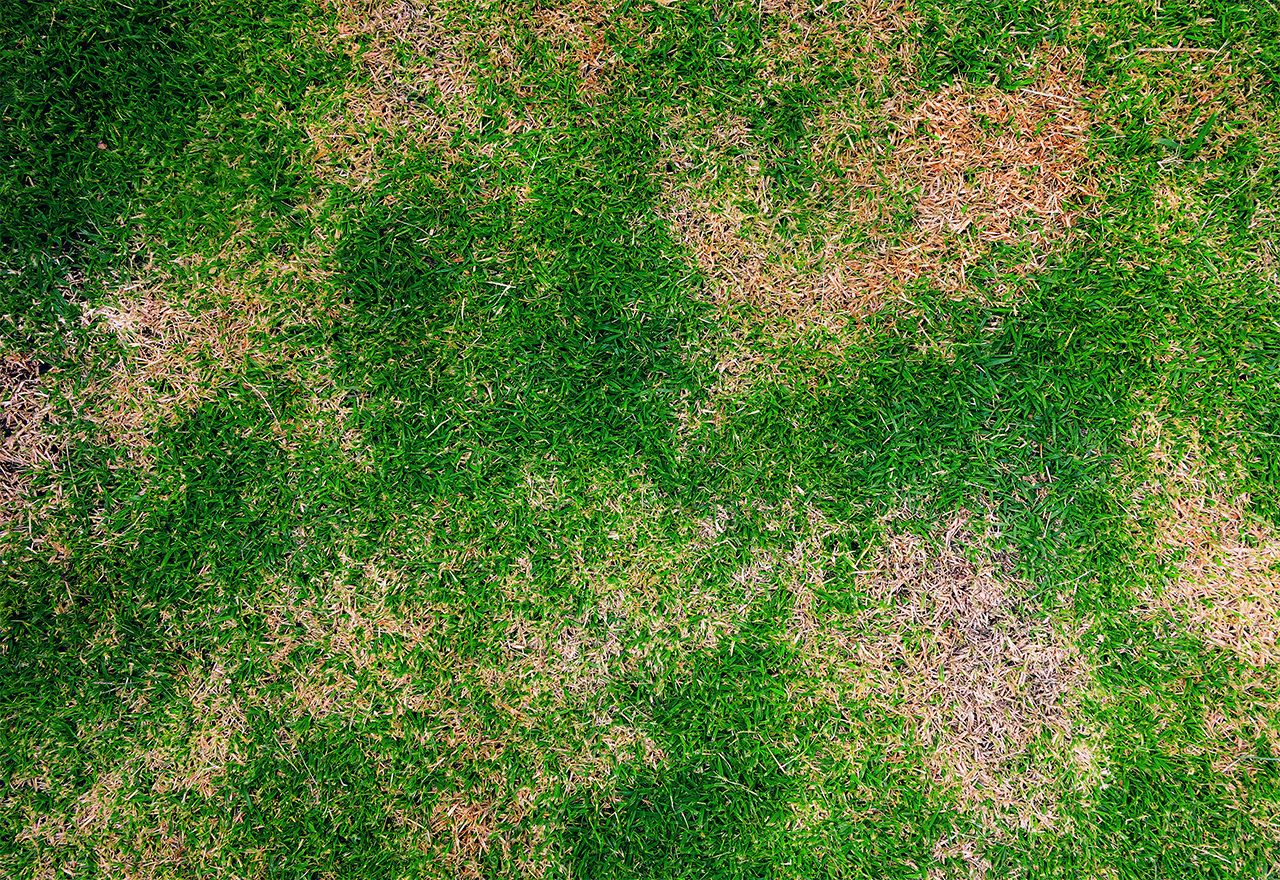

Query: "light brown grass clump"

xmin=319 ymin=0 xmax=629 ymax=182
xmin=758 ymin=0 xmax=917 ymax=90
xmin=79 ymin=239 xmax=346 ymax=460
xmin=425 ymin=787 xmax=550 ymax=880
xmin=1157 ymin=487 xmax=1280 ymax=669
xmin=890 ymin=58 xmax=1097 ymax=262
xmin=233 ymin=568 xmax=617 ymax=876
xmin=848 ymin=509 xmax=1089 ymax=831
xmin=1134 ymin=414 xmax=1280 ymax=670
xmin=14 ymin=739 xmax=233 ymax=879
xmin=320 ymin=0 xmax=475 ymax=176
xmin=0 ymin=354 xmax=57 ymax=532
xmin=1125 ymin=52 xmax=1278 ymax=165
xmin=530 ymin=0 xmax=627 ymax=100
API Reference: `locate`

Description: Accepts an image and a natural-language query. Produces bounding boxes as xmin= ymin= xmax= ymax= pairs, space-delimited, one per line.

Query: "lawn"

xmin=2 ymin=0 xmax=1280 ymax=876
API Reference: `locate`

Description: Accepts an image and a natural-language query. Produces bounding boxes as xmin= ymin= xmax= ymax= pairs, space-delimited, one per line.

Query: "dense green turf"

xmin=3 ymin=0 xmax=1280 ymax=876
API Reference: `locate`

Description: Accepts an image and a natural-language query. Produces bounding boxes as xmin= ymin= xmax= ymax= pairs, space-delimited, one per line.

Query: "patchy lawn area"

xmin=3 ymin=0 xmax=1280 ymax=876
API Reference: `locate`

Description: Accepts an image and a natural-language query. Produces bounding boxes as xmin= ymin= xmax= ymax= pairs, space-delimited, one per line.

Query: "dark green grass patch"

xmin=568 ymin=629 xmax=800 ymax=878
xmin=913 ymin=0 xmax=1066 ymax=88
xmin=695 ymin=254 xmax=1164 ymax=583
xmin=0 ymin=0 xmax=344 ymax=347
xmin=327 ymin=117 xmax=707 ymax=502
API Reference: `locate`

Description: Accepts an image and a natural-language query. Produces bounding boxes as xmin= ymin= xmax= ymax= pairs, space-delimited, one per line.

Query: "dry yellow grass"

xmin=529 ymin=0 xmax=629 ymax=101
xmin=319 ymin=0 xmax=475 ymax=176
xmin=1133 ymin=414 xmax=1280 ymax=668
xmin=1125 ymin=51 xmax=1277 ymax=163
xmin=71 ymin=235 xmax=345 ymax=454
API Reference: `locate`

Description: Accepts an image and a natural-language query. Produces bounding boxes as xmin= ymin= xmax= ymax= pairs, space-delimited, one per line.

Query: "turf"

xmin=3 ymin=0 xmax=1280 ymax=877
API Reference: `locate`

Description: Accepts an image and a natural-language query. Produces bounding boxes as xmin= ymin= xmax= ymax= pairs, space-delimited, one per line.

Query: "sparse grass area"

xmin=3 ymin=0 xmax=1280 ymax=876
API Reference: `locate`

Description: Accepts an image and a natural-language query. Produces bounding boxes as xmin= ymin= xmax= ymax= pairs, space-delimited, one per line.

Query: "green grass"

xmin=4 ymin=0 xmax=1280 ymax=876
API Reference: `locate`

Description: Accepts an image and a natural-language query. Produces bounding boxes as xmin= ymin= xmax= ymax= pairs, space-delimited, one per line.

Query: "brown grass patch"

xmin=318 ymin=0 xmax=630 ymax=181
xmin=661 ymin=46 xmax=1101 ymax=330
xmin=83 ymin=280 xmax=271 ymax=455
xmin=425 ymin=788 xmax=549 ymax=880
xmin=1135 ymin=415 xmax=1280 ymax=669
xmin=1127 ymin=413 xmax=1280 ymax=787
xmin=891 ymin=61 xmax=1097 ymax=256
xmin=530 ymin=0 xmax=628 ymax=101
xmin=318 ymin=0 xmax=476 ymax=179
xmin=0 ymin=354 xmax=57 ymax=534
xmin=758 ymin=0 xmax=918 ymax=90
xmin=842 ymin=509 xmax=1089 ymax=831
xmin=228 ymin=567 xmax=626 ymax=875
xmin=1157 ymin=488 xmax=1280 ymax=668
xmin=14 ymin=737 xmax=233 ymax=879
xmin=79 ymin=241 xmax=342 ymax=458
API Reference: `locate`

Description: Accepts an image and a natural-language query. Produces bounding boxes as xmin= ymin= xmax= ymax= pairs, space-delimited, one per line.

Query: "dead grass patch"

xmin=223 ymin=565 xmax=626 ymax=874
xmin=317 ymin=0 xmax=475 ymax=181
xmin=530 ymin=0 xmax=628 ymax=101
xmin=758 ymin=0 xmax=918 ymax=90
xmin=0 ymin=354 xmax=57 ymax=534
xmin=85 ymin=285 xmax=268 ymax=453
xmin=318 ymin=0 xmax=631 ymax=183
xmin=1156 ymin=488 xmax=1280 ymax=668
xmin=661 ymin=46 xmax=1101 ymax=331
xmin=1129 ymin=415 xmax=1280 ymax=780
xmin=424 ymin=787 xmax=549 ymax=880
xmin=841 ymin=508 xmax=1089 ymax=832
xmin=1134 ymin=415 xmax=1280 ymax=670
xmin=79 ymin=241 xmax=342 ymax=458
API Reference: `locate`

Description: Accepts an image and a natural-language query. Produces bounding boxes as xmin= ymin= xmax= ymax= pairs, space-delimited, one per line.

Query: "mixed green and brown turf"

xmin=3 ymin=0 xmax=1280 ymax=876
